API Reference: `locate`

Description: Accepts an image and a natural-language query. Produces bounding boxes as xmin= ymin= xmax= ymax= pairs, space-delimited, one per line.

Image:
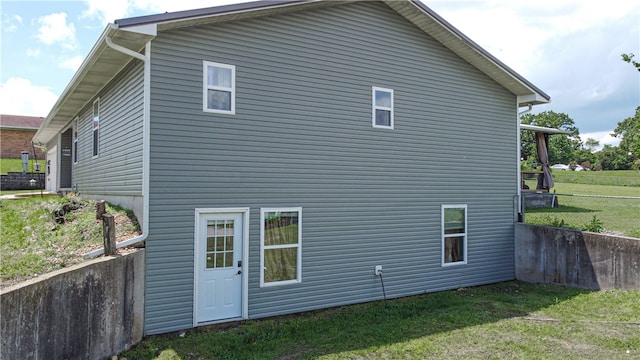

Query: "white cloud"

xmin=36 ymin=13 xmax=77 ymax=49
xmin=3 ymin=14 xmax=23 ymax=32
xmin=81 ymin=0 xmax=130 ymax=24
xmin=0 ymin=78 xmax=58 ymax=117
xmin=80 ymin=0 xmax=259 ymax=24
xmin=425 ymin=0 xmax=639 ymax=135
xmin=131 ymin=0 xmax=258 ymax=14
xmin=580 ymin=131 xmax=621 ymax=151
xmin=26 ymin=48 xmax=41 ymax=57
xmin=60 ymin=56 xmax=84 ymax=71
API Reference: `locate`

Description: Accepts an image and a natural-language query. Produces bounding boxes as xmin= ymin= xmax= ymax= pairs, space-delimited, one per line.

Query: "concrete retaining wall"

xmin=0 ymin=250 xmax=145 ymax=360
xmin=515 ymin=223 xmax=639 ymax=290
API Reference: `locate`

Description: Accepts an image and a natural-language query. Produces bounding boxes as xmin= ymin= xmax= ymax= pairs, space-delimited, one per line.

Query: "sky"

xmin=1 ymin=0 xmax=638 ymax=149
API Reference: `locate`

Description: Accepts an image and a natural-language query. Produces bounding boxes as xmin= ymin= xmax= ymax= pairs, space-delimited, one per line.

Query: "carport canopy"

xmin=520 ymin=124 xmax=572 ymax=190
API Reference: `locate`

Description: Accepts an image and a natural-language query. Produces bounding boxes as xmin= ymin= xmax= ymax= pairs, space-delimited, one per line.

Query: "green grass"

xmin=551 ymin=170 xmax=640 ymax=187
xmin=0 ymin=194 xmax=139 ymax=287
xmin=0 ymin=189 xmax=44 ymax=196
xmin=120 ymin=281 xmax=640 ymax=359
xmin=524 ymin=180 xmax=640 ymax=237
xmin=0 ymin=158 xmax=45 ymax=175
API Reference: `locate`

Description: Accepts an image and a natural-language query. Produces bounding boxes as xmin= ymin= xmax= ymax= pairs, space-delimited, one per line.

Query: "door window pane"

xmin=205 ymin=219 xmax=235 ymax=269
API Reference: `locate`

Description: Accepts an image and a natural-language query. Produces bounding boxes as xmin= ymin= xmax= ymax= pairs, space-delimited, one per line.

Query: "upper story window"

xmin=92 ymin=99 xmax=100 ymax=157
xmin=372 ymin=87 xmax=393 ymax=129
xmin=442 ymin=204 xmax=467 ymax=266
xmin=203 ymin=61 xmax=235 ymax=114
xmin=260 ymin=207 xmax=302 ymax=287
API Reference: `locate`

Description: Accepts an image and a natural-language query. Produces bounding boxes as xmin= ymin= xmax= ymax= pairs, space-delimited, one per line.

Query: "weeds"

xmin=583 ymin=215 xmax=604 ymax=233
xmin=0 ymin=194 xmax=139 ymax=287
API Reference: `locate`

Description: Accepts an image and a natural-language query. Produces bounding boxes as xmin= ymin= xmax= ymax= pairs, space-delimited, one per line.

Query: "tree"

xmin=612 ymin=106 xmax=640 ymax=157
xmin=520 ymin=111 xmax=582 ymax=165
xmin=584 ymin=138 xmax=600 ymax=152
xmin=622 ymin=53 xmax=640 ymax=72
xmin=596 ymin=145 xmax=633 ymax=170
xmin=611 ymin=106 xmax=640 ymax=170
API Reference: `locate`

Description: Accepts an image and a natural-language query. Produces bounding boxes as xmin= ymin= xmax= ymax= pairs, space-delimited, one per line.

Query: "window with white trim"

xmin=372 ymin=87 xmax=393 ymax=128
xmin=92 ymin=99 xmax=100 ymax=157
xmin=73 ymin=118 xmax=78 ymax=164
xmin=203 ymin=61 xmax=235 ymax=114
xmin=442 ymin=204 xmax=467 ymax=266
xmin=260 ymin=207 xmax=302 ymax=286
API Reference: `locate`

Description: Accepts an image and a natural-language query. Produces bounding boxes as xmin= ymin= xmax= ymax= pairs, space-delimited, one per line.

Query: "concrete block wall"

xmin=0 ymin=172 xmax=45 ymax=190
xmin=515 ymin=223 xmax=640 ymax=290
xmin=0 ymin=250 xmax=145 ymax=360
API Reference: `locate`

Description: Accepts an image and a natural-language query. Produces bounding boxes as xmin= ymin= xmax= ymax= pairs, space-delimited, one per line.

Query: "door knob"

xmin=237 ymin=270 xmax=242 ymax=275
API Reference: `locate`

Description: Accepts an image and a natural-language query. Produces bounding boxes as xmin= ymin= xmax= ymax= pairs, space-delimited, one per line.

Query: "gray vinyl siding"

xmin=145 ymin=1 xmax=518 ymax=335
xmin=72 ymin=61 xmax=144 ymax=195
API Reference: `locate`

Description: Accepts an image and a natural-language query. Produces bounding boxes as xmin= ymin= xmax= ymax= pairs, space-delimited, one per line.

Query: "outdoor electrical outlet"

xmin=374 ymin=265 xmax=383 ymax=276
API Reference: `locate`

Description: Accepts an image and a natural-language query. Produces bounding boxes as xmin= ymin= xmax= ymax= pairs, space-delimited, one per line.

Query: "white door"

xmin=195 ymin=212 xmax=244 ymax=323
xmin=46 ymin=146 xmax=57 ymax=192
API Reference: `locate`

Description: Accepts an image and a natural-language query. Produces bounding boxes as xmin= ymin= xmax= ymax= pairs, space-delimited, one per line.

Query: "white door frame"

xmin=46 ymin=145 xmax=58 ymax=192
xmin=193 ymin=207 xmax=249 ymax=326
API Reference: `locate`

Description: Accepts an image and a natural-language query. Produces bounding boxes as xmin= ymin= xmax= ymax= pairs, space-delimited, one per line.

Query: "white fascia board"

xmin=116 ymin=23 xmax=157 ymax=36
xmin=517 ymin=94 xmax=550 ymax=107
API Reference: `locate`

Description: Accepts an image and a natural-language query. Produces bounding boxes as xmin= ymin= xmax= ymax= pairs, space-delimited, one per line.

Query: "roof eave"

xmin=34 ymin=25 xmax=155 ymax=145
xmin=116 ymin=0 xmax=352 ymax=32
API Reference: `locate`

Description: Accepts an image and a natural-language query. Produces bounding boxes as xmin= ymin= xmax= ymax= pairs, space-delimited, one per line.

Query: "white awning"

xmin=520 ymin=124 xmax=571 ymax=135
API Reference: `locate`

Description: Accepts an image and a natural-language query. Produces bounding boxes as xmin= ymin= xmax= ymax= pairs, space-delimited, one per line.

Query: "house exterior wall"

xmin=0 ymin=129 xmax=38 ymax=158
xmin=70 ymin=60 xmax=145 ymax=196
xmin=145 ymin=1 xmax=518 ymax=335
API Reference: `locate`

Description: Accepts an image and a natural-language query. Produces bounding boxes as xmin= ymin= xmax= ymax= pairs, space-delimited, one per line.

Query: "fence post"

xmin=96 ymin=200 xmax=106 ymax=219
xmin=102 ymin=214 xmax=116 ymax=256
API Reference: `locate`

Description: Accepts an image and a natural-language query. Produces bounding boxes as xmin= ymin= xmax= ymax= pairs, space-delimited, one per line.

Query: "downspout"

xmin=85 ymin=38 xmax=151 ymax=258
xmin=516 ymin=102 xmax=533 ymax=221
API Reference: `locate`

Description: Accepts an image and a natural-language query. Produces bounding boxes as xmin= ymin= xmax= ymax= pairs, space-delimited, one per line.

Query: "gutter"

xmin=85 ymin=36 xmax=152 ymax=259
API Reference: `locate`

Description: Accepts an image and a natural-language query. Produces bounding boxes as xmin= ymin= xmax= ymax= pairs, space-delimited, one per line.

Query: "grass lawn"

xmin=552 ymin=170 xmax=640 ymax=187
xmin=120 ymin=281 xmax=640 ymax=360
xmin=0 ymin=195 xmax=140 ymax=287
xmin=0 ymin=158 xmax=45 ymax=175
xmin=524 ymin=176 xmax=640 ymax=238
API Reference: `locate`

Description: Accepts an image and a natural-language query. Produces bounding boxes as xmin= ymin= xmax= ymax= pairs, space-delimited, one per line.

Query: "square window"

xmin=203 ymin=61 xmax=235 ymax=114
xmin=372 ymin=87 xmax=393 ymax=129
xmin=260 ymin=208 xmax=302 ymax=286
xmin=442 ymin=205 xmax=467 ymax=266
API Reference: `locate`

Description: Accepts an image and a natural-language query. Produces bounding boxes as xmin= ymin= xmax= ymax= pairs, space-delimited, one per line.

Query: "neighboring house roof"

xmin=0 ymin=114 xmax=45 ymax=130
xmin=34 ymin=0 xmax=550 ymax=145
